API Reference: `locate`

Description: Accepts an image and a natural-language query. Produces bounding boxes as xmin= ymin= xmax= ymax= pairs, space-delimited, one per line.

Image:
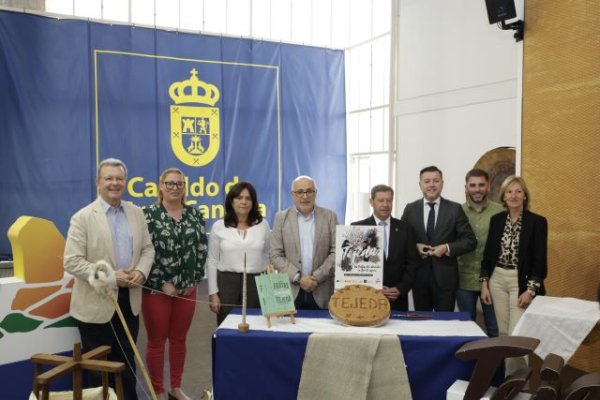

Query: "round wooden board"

xmin=328 ymin=284 xmax=390 ymax=327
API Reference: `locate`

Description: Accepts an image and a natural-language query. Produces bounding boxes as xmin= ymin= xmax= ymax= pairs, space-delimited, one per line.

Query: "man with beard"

xmin=457 ymin=169 xmax=503 ymax=336
xmin=401 ymin=166 xmax=476 ymax=311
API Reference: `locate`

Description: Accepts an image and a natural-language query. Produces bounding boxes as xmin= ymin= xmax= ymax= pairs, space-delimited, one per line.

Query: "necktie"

xmin=379 ymin=220 xmax=388 ymax=258
xmin=426 ymin=202 xmax=436 ymax=243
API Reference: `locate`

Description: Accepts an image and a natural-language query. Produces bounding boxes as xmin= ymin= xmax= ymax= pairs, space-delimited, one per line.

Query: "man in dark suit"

xmin=352 ymin=185 xmax=419 ymax=311
xmin=401 ymin=166 xmax=476 ymax=311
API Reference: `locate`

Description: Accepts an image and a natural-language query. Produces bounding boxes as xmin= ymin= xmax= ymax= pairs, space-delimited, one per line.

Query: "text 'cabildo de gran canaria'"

xmin=127 ymin=175 xmax=267 ymax=219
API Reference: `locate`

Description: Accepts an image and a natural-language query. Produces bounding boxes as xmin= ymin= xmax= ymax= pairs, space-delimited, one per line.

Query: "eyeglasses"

xmin=164 ymin=181 xmax=185 ymax=189
xmin=293 ymin=189 xmax=316 ymax=196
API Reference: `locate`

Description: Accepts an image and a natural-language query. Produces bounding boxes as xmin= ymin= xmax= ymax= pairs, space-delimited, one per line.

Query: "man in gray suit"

xmin=64 ymin=158 xmax=154 ymax=399
xmin=270 ymin=176 xmax=338 ymax=309
xmin=401 ymin=166 xmax=476 ymax=311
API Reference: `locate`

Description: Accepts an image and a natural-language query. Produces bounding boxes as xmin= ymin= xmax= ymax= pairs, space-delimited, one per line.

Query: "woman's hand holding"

xmin=209 ymin=293 xmax=221 ymax=314
xmin=480 ymin=282 xmax=492 ymax=305
xmin=162 ymin=282 xmax=178 ymax=296
xmin=181 ymin=285 xmax=197 ymax=296
xmin=517 ymin=290 xmax=534 ymax=308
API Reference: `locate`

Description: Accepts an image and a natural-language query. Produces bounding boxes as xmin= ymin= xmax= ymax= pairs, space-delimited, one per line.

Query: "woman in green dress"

xmin=142 ymin=167 xmax=208 ymax=400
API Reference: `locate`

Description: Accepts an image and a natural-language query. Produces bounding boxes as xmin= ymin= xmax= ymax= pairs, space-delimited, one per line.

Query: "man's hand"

xmin=115 ymin=270 xmax=131 ymax=287
xmin=416 ymin=243 xmax=430 ymax=259
xmin=382 ymin=286 xmax=400 ymax=302
xmin=129 ymin=270 xmax=145 ymax=287
xmin=429 ymin=244 xmax=448 ymax=258
xmin=299 ymin=275 xmax=318 ymax=292
xmin=417 ymin=243 xmax=448 ymax=259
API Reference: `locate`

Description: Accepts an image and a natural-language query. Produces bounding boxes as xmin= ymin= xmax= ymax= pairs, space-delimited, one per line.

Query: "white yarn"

xmin=87 ymin=260 xmax=117 ymax=297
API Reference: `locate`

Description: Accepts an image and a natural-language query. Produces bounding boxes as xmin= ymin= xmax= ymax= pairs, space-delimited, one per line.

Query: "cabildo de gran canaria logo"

xmin=169 ymin=68 xmax=220 ymax=167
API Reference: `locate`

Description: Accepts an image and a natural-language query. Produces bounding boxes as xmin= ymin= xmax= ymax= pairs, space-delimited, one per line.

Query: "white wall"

xmin=393 ymin=0 xmax=523 ymax=210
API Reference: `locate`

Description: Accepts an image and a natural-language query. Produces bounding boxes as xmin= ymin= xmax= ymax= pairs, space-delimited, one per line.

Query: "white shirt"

xmin=297 ymin=208 xmax=315 ymax=277
xmin=207 ymin=219 xmax=271 ymax=295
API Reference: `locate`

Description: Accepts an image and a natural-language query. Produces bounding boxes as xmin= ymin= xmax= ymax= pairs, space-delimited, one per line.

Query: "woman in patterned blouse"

xmin=480 ymin=175 xmax=548 ymax=375
xmin=207 ymin=181 xmax=270 ymax=324
xmin=142 ymin=168 xmax=208 ymax=400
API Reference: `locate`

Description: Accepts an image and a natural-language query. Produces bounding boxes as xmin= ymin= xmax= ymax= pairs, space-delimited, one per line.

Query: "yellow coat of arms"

xmin=169 ymin=68 xmax=220 ymax=167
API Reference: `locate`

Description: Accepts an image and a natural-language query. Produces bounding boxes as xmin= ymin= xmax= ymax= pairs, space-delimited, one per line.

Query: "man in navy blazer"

xmin=401 ymin=166 xmax=476 ymax=311
xmin=352 ymin=184 xmax=419 ymax=311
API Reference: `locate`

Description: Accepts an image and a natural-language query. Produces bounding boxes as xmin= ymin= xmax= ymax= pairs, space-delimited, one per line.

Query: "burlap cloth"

xmin=297 ymin=333 xmax=412 ymax=400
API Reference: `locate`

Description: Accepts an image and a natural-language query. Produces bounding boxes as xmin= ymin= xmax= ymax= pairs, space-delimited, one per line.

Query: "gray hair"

xmin=97 ymin=158 xmax=128 ymax=179
xmin=291 ymin=175 xmax=317 ymax=191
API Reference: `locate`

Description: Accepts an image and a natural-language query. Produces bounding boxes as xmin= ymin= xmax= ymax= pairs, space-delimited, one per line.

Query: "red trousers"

xmin=142 ymin=288 xmax=197 ymax=394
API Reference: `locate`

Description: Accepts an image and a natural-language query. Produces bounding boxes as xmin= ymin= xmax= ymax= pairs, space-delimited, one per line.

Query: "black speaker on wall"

xmin=485 ymin=0 xmax=517 ymax=24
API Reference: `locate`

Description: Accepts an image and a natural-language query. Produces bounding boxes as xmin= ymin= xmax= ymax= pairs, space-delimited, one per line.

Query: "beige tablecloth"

xmin=297 ymin=333 xmax=412 ymax=400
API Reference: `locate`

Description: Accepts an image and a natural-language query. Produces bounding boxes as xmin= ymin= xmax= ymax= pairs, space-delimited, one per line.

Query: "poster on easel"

xmin=255 ymin=271 xmax=296 ymax=327
xmin=334 ymin=225 xmax=384 ymax=291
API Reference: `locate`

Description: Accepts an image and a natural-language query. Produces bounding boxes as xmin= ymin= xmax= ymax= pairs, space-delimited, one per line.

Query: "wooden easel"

xmin=31 ymin=342 xmax=125 ymax=400
xmin=264 ymin=310 xmax=297 ymax=328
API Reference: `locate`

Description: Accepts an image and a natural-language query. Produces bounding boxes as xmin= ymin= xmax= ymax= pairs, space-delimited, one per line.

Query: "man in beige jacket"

xmin=64 ymin=158 xmax=154 ymax=399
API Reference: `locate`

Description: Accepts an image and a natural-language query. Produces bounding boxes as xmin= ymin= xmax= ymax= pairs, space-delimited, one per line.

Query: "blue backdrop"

xmin=0 ymin=11 xmax=347 ymax=255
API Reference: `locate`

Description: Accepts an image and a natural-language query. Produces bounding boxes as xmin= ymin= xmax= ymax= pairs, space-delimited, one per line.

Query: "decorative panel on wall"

xmin=522 ymin=0 xmax=600 ymax=372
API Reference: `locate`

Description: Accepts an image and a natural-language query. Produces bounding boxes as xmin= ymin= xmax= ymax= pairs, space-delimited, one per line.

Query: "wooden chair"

xmin=31 ymin=343 xmax=125 ymax=400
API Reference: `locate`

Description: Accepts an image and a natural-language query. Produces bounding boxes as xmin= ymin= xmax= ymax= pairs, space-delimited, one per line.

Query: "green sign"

xmin=255 ymin=273 xmax=296 ymax=316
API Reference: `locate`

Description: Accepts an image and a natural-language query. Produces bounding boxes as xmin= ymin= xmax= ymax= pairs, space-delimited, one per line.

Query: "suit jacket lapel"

xmin=433 ymin=198 xmax=449 ymax=241
xmin=388 ymin=218 xmax=401 ymax=259
xmin=416 ymin=201 xmax=426 ymax=238
xmin=312 ymin=206 xmax=323 ymax=261
xmin=287 ymin=207 xmax=301 ymax=262
xmin=519 ymin=211 xmax=532 ymax=252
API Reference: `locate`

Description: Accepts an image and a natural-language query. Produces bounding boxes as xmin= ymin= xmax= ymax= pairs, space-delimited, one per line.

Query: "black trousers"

xmin=216 ymin=270 xmax=261 ymax=325
xmin=77 ymin=288 xmax=139 ymax=400
xmin=294 ymin=288 xmax=321 ymax=310
xmin=412 ymin=262 xmax=456 ymax=312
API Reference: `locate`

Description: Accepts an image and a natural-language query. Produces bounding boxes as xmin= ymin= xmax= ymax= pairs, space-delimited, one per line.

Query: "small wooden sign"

xmin=255 ymin=269 xmax=296 ymax=327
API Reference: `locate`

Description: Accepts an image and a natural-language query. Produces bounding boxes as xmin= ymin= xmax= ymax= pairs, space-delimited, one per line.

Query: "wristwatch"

xmin=292 ymin=273 xmax=301 ymax=285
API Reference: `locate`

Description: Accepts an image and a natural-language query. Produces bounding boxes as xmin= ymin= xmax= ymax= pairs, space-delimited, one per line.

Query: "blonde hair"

xmin=499 ymin=175 xmax=530 ymax=210
xmin=157 ymin=168 xmax=186 ymax=205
